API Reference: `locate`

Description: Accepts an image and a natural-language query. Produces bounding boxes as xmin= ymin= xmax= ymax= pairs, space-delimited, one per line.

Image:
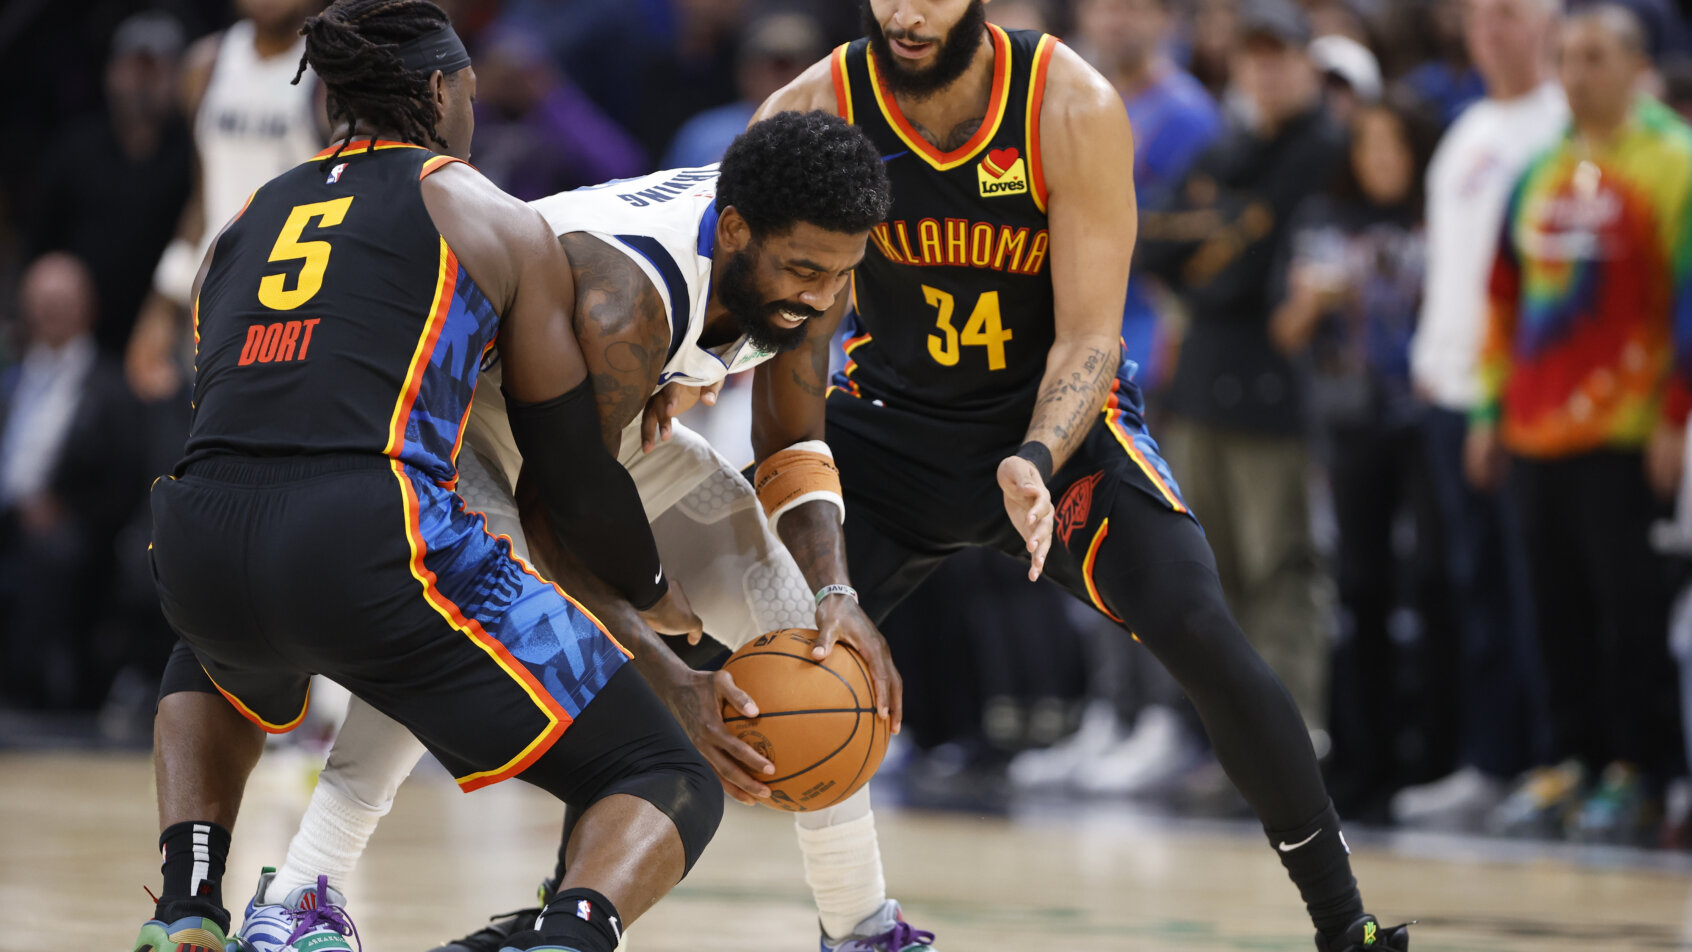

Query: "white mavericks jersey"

xmin=197 ymin=21 xmax=321 ymax=232
xmin=465 ymin=165 xmax=784 ymax=515
xmin=156 ymin=20 xmax=321 ymax=306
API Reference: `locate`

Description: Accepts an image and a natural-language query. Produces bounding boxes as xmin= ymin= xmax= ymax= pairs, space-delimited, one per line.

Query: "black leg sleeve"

xmin=1086 ymin=502 xmax=1328 ymax=829
xmin=1077 ymin=490 xmax=1364 ymax=938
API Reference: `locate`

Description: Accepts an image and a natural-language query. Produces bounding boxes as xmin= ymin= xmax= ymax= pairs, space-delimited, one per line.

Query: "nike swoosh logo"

xmin=1278 ymin=829 xmax=1321 ymax=852
xmin=654 ymin=567 xmax=664 ymax=585
xmin=880 ymin=150 xmax=909 ymax=163
xmin=609 ymin=916 xmax=621 ymax=940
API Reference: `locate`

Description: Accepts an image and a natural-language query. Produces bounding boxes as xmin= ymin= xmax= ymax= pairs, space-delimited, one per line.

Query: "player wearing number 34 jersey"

xmin=652 ymin=2 xmax=1415 ymax=951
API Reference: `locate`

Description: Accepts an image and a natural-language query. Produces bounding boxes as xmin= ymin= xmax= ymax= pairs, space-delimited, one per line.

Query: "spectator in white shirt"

xmin=1392 ymin=0 xmax=1566 ymax=830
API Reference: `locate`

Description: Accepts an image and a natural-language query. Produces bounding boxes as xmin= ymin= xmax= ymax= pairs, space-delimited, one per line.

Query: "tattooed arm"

xmin=510 ymin=231 xmax=779 ymax=801
xmin=749 ymin=293 xmax=904 ymax=730
xmin=560 ymin=231 xmax=672 ymax=452
xmin=1000 ymin=44 xmax=1136 ymax=581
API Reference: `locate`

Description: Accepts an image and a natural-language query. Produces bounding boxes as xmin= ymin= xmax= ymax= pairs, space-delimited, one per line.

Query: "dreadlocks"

xmin=293 ymin=0 xmax=454 ymax=153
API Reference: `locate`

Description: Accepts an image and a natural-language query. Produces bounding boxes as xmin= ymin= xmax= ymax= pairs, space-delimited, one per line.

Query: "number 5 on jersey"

xmin=258 ymin=197 xmax=355 ymax=310
xmin=924 ymin=285 xmax=1012 ymax=370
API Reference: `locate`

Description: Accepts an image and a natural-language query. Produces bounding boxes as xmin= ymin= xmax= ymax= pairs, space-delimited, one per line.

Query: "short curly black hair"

xmin=716 ymin=111 xmax=892 ymax=238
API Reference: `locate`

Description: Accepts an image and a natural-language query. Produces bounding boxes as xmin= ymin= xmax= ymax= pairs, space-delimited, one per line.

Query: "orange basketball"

xmin=721 ymin=628 xmax=889 ymax=812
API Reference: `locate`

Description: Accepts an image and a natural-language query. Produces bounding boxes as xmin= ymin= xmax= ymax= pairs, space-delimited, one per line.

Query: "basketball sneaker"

xmin=1486 ymin=759 xmax=1586 ymax=838
xmin=426 ymin=879 xmax=555 ymax=952
xmin=232 ymin=872 xmax=359 ymax=952
xmin=1568 ymin=761 xmax=1658 ymax=845
xmin=130 ymin=913 xmax=230 ymax=952
xmin=1315 ymin=915 xmax=1410 ymax=951
xmin=820 ymin=900 xmax=937 ymax=952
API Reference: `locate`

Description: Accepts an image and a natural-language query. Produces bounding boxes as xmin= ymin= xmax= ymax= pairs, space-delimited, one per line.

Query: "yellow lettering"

xmin=994 ymin=226 xmax=1029 ymax=273
xmin=918 ymin=219 xmax=942 ymax=266
xmin=945 ymin=218 xmax=969 ymax=267
xmin=894 ymin=221 xmax=918 ymax=263
xmin=869 ymin=223 xmax=902 ymax=263
xmin=1021 ymin=230 xmax=1050 ymax=275
xmin=970 ymin=223 xmax=994 ymax=269
xmin=257 ymin=197 xmax=355 ymax=311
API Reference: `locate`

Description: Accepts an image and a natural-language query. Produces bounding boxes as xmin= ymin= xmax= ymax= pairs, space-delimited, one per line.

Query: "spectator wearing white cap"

xmin=1312 ymin=33 xmax=1382 ymax=123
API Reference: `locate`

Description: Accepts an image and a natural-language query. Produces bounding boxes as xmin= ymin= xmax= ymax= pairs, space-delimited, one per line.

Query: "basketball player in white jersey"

xmin=126 ymin=0 xmax=328 ymax=402
xmin=230 ymin=113 xmax=940 ymax=952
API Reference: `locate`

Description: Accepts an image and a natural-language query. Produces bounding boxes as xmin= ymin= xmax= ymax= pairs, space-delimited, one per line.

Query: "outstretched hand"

xmin=998 ymin=455 xmax=1053 ymax=581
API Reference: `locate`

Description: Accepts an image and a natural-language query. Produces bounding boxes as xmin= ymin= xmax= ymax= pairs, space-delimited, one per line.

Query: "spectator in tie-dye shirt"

xmin=1470 ymin=3 xmax=1692 ymax=843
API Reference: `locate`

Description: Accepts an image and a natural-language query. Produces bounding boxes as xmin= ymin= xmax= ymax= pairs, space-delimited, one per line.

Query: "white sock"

xmin=793 ymin=787 xmax=885 ymax=940
xmin=265 ymin=699 xmax=426 ymax=902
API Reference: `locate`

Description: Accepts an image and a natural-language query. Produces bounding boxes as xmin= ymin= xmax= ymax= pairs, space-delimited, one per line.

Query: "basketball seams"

xmin=721 ymin=631 xmax=886 ymax=809
xmin=761 ymin=712 xmax=862 ymax=784
xmin=837 ymin=645 xmax=885 ymax=808
xmin=723 ymin=707 xmax=875 ymax=722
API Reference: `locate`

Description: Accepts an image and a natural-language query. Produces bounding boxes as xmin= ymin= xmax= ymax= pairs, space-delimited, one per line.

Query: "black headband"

xmin=395 ymin=23 xmax=471 ymax=75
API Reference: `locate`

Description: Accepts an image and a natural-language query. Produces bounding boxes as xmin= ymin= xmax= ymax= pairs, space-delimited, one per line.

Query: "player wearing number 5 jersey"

xmin=133 ymin=4 xmax=720 ymax=952
xmin=217 ymin=115 xmax=937 ymax=952
xmin=698 ymin=2 xmax=1412 ymax=950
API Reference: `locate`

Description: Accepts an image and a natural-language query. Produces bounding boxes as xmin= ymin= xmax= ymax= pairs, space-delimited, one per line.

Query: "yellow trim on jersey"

xmin=1024 ymin=34 xmax=1058 ymax=214
xmin=389 ymin=460 xmax=570 ymax=791
xmin=832 ymin=44 xmax=855 ymax=124
xmin=384 ymin=237 xmax=455 ymax=457
xmin=866 ymin=23 xmax=1014 ymax=171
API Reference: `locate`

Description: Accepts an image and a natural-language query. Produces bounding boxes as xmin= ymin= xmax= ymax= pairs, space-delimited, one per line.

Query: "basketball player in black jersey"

xmin=654 ymin=2 xmax=1414 ymax=950
xmin=132 ymin=4 xmax=719 ymax=952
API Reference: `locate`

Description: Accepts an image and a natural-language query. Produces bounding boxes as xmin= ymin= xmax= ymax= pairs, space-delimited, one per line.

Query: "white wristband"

xmin=814 ymin=584 xmax=858 ymax=606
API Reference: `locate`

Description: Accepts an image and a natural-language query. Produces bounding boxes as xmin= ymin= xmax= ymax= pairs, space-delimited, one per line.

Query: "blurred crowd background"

xmin=6 ymin=0 xmax=1692 ymax=851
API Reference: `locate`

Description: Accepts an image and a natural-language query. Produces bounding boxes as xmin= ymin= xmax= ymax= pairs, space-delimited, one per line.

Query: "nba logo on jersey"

xmin=326 ymin=162 xmax=347 ymax=184
xmin=977 ymin=147 xmax=1028 ymax=198
xmin=576 ymin=899 xmax=593 ymax=921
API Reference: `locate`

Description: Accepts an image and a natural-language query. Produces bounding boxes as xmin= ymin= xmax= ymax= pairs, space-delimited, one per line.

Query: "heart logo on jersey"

xmin=982 ymin=147 xmax=1021 ymax=179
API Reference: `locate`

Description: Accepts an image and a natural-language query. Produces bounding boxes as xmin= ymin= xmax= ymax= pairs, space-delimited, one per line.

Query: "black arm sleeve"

xmin=504 ymin=378 xmax=668 ymax=611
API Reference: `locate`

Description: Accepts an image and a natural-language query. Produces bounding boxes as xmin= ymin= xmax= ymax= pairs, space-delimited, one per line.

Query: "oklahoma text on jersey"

xmin=867 ymin=217 xmax=1050 ymax=276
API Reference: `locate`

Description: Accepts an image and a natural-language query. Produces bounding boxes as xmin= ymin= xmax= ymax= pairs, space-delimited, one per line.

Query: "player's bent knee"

xmin=596 ymin=745 xmax=722 ymax=875
xmin=519 ymin=666 xmax=723 ymax=874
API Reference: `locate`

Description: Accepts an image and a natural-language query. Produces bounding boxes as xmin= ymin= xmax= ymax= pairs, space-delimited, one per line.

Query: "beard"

xmin=862 ymin=0 xmax=987 ymax=100
xmin=716 ymin=245 xmax=818 ymax=356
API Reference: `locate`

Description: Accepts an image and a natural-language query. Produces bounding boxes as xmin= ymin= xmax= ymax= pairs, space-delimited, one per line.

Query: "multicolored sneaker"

xmin=820 ymin=900 xmax=937 ymax=952
xmin=232 ymin=873 xmax=358 ymax=952
xmin=1486 ymin=759 xmax=1586 ymax=838
xmin=1315 ymin=915 xmax=1410 ymax=951
xmin=1569 ymin=761 xmax=1659 ymax=845
xmin=131 ymin=914 xmax=230 ymax=952
xmin=492 ymin=939 xmax=582 ymax=952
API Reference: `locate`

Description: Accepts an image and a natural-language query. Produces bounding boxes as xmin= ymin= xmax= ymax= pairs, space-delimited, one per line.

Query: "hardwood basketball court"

xmin=5 ymin=749 xmax=1686 ymax=951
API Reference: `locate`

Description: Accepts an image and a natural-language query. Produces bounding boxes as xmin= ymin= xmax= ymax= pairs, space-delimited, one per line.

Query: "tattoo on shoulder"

xmin=562 ymin=232 xmax=670 ymax=441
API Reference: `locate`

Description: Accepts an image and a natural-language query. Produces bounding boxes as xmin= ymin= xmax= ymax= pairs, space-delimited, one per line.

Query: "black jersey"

xmin=181 ymin=140 xmax=499 ymax=485
xmin=829 ymin=26 xmax=1063 ymax=431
